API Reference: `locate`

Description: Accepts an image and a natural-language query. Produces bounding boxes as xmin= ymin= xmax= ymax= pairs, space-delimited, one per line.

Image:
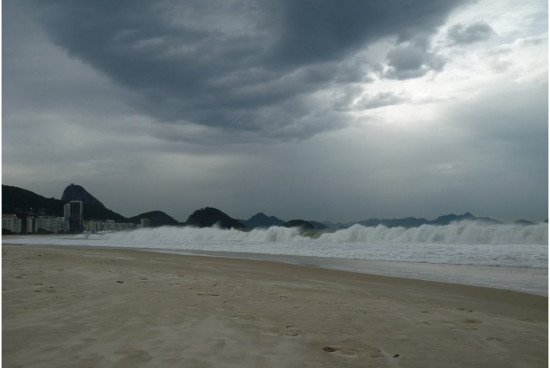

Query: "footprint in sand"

xmin=284 ymin=325 xmax=301 ymax=336
xmin=323 ymin=345 xmax=384 ymax=358
xmin=486 ymin=337 xmax=512 ymax=344
xmin=261 ymin=325 xmax=302 ymax=337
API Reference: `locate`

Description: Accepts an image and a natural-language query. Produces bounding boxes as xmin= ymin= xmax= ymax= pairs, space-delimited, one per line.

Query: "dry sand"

xmin=2 ymin=244 xmax=547 ymax=368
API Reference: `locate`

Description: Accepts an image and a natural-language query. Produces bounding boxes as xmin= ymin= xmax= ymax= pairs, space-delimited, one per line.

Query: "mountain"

xmin=242 ymin=213 xmax=326 ymax=229
xmin=3 ymin=184 xmax=128 ymax=223
xmin=283 ymin=219 xmax=314 ymax=229
xmin=4 ymin=184 xmax=513 ymax=232
xmin=321 ymin=220 xmax=353 ymax=229
xmin=61 ymin=184 xmax=128 ymax=222
xmin=3 ymin=185 xmax=64 ymax=217
xmin=430 ymin=212 xmax=501 ymax=225
xmin=243 ymin=212 xmax=285 ymax=228
xmin=185 ymin=207 xmax=248 ymax=230
xmin=430 ymin=212 xmax=475 ymax=225
xmin=471 ymin=216 xmax=502 ymax=225
xmin=307 ymin=220 xmax=328 ymax=229
xmin=60 ymin=183 xmax=128 ymax=222
xmin=356 ymin=212 xmax=501 ymax=228
xmin=61 ymin=183 xmax=105 ymax=208
xmin=129 ymin=211 xmax=183 ymax=227
xmin=515 ymin=219 xmax=535 ymax=226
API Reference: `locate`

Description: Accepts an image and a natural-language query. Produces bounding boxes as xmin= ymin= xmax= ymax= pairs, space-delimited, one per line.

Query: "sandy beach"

xmin=2 ymin=245 xmax=547 ymax=367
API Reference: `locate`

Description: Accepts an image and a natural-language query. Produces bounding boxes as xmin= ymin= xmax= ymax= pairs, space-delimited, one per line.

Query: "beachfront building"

xmin=105 ymin=219 xmax=116 ymax=231
xmin=85 ymin=220 xmax=105 ymax=232
xmin=27 ymin=216 xmax=36 ymax=233
xmin=3 ymin=214 xmax=22 ymax=233
xmin=35 ymin=216 xmax=64 ymax=233
xmin=84 ymin=219 xmax=135 ymax=233
xmin=117 ymin=223 xmax=135 ymax=231
xmin=69 ymin=200 xmax=83 ymax=231
xmin=139 ymin=218 xmax=151 ymax=228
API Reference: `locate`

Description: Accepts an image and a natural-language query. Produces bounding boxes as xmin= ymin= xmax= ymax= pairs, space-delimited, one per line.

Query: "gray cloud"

xmin=354 ymin=92 xmax=405 ymax=110
xmin=271 ymin=0 xmax=464 ymax=65
xmin=384 ymin=39 xmax=445 ymax=80
xmin=447 ymin=21 xmax=494 ymax=45
xmin=26 ymin=0 xmax=464 ymax=142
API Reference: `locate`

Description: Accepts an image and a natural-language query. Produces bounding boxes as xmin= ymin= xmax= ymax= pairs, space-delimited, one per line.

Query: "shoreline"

xmin=148 ymin=248 xmax=548 ymax=296
xmin=3 ymin=239 xmax=547 ymax=295
xmin=3 ymin=244 xmax=547 ymax=367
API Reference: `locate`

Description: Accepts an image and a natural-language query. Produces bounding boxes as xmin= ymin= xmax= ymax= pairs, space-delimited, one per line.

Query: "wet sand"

xmin=2 ymin=244 xmax=547 ymax=367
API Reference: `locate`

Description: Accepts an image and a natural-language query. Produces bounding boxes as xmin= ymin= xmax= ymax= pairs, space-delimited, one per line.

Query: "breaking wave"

xmin=319 ymin=222 xmax=548 ymax=245
xmin=6 ymin=221 xmax=547 ymax=268
xmin=88 ymin=221 xmax=547 ymax=245
xmin=85 ymin=225 xmax=305 ymax=244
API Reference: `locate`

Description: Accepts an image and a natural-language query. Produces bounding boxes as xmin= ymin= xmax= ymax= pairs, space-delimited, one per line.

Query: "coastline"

xmin=3 ymin=244 xmax=547 ymax=367
xmin=3 ymin=236 xmax=547 ymax=295
xmin=150 ymin=248 xmax=549 ymax=296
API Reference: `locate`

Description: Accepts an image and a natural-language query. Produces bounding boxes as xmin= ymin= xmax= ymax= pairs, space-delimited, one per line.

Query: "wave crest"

xmin=319 ymin=222 xmax=548 ymax=244
xmin=87 ymin=221 xmax=548 ymax=245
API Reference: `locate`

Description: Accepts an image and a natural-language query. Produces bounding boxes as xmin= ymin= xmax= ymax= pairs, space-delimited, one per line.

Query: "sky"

xmin=2 ymin=0 xmax=548 ymax=223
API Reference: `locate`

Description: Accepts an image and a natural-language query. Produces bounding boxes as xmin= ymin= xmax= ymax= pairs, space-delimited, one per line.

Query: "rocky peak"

xmin=61 ymin=183 xmax=105 ymax=208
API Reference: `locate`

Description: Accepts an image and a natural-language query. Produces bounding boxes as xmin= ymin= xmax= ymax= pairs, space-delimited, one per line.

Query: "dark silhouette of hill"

xmin=185 ymin=207 xmax=247 ymax=230
xmin=308 ymin=220 xmax=328 ymax=229
xmin=60 ymin=183 xmax=128 ymax=222
xmin=515 ymin=219 xmax=535 ymax=226
xmin=129 ymin=211 xmax=183 ymax=227
xmin=430 ymin=212 xmax=475 ymax=225
xmin=283 ymin=219 xmax=314 ymax=229
xmin=3 ymin=185 xmax=64 ymax=217
xmin=83 ymin=205 xmax=128 ymax=223
xmin=4 ymin=185 xmax=513 ymax=232
xmin=355 ymin=212 xmax=501 ymax=228
xmin=61 ymin=183 xmax=106 ymax=208
xmin=430 ymin=212 xmax=501 ymax=225
xmin=3 ymin=184 xmax=128 ymax=223
xmin=243 ymin=212 xmax=285 ymax=228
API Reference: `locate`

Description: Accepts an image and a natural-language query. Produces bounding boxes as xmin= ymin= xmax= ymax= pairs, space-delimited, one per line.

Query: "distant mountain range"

xmin=355 ymin=212 xmax=502 ymax=228
xmin=3 ymin=184 xmax=536 ymax=232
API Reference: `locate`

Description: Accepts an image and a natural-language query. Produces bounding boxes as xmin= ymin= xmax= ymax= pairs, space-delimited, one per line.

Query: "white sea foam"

xmin=7 ymin=222 xmax=548 ymax=268
xmin=319 ymin=222 xmax=548 ymax=244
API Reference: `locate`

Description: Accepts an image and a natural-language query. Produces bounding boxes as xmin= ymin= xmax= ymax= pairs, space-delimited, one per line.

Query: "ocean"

xmin=4 ymin=221 xmax=547 ymax=295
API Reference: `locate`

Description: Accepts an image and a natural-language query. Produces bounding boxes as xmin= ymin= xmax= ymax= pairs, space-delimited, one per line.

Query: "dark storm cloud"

xmin=29 ymin=0 xmax=464 ymax=142
xmin=447 ymin=22 xmax=494 ymax=45
xmin=273 ymin=0 xmax=464 ymax=65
